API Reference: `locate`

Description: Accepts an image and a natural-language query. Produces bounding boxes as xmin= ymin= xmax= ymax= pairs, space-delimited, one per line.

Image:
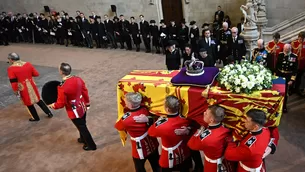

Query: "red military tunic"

xmin=7 ymin=61 xmax=40 ymax=106
xmin=224 ymin=128 xmax=270 ymax=172
xmin=188 ymin=123 xmax=231 ymax=172
xmin=115 ymin=106 xmax=159 ymax=159
xmin=148 ymin=113 xmax=191 ymax=168
xmin=266 ymin=40 xmax=284 ymax=70
xmin=53 ymin=75 xmax=90 ymax=119
xmin=291 ymin=40 xmax=305 ymax=70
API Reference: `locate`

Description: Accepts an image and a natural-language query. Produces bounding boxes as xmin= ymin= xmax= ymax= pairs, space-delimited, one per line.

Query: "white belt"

xmin=130 ymin=131 xmax=148 ymax=160
xmin=162 ymin=140 xmax=183 ymax=168
xmin=205 ymin=155 xmax=223 ymax=171
xmin=239 ymin=162 xmax=262 ymax=172
xmin=71 ymin=95 xmax=84 ymax=118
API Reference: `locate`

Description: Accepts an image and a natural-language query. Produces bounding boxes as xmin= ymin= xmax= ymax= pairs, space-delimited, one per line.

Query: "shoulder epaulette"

xmin=245 ymin=136 xmax=257 ymax=147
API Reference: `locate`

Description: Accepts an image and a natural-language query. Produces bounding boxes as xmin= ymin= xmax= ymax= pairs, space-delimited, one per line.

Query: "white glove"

xmin=263 ymin=146 xmax=272 ymax=159
xmin=160 ymin=33 xmax=166 ymax=37
xmin=190 ymin=33 xmax=194 ymax=38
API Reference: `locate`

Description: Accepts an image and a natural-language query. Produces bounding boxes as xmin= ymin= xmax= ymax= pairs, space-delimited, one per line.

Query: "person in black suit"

xmin=223 ymin=15 xmax=231 ymax=28
xmin=198 ymin=48 xmax=214 ymax=67
xmin=189 ymin=21 xmax=199 ymax=54
xmin=217 ymin=22 xmax=232 ymax=65
xmin=79 ymin=13 xmax=93 ymax=48
xmin=159 ymin=19 xmax=168 ymax=54
xmin=139 ymin=15 xmax=151 ymax=53
xmin=149 ymin=20 xmax=161 ymax=54
xmin=237 ymin=17 xmax=245 ymax=36
xmin=227 ymin=27 xmax=246 ymax=63
xmin=214 ymin=6 xmax=224 ymax=23
xmin=179 ymin=19 xmax=189 ymax=54
xmin=104 ymin=14 xmax=117 ymax=49
xmin=165 ymin=40 xmax=181 ymax=70
xmin=182 ymin=44 xmax=194 ymax=65
xmin=198 ymin=29 xmax=218 ymax=64
xmin=119 ymin=14 xmax=132 ymax=50
xmin=129 ymin=16 xmax=141 ymax=52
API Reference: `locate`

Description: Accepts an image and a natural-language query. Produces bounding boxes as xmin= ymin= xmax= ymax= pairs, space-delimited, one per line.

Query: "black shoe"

xmin=145 ymin=50 xmax=151 ymax=53
xmin=156 ymin=51 xmax=161 ymax=54
xmin=136 ymin=49 xmax=140 ymax=52
xmin=283 ymin=108 xmax=288 ymax=113
xmin=47 ymin=113 xmax=53 ymax=118
xmin=29 ymin=118 xmax=40 ymax=122
xmin=83 ymin=145 xmax=96 ymax=151
xmin=77 ymin=138 xmax=85 ymax=144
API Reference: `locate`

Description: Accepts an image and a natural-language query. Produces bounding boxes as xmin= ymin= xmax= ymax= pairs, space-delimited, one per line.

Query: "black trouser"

xmin=190 ymin=149 xmax=203 ymax=171
xmin=27 ymin=100 xmax=52 ymax=120
xmin=132 ymin=149 xmax=160 ymax=172
xmin=142 ymin=34 xmax=151 ymax=51
xmin=161 ymin=157 xmax=192 ymax=172
xmin=106 ymin=32 xmax=117 ymax=48
xmin=122 ymin=32 xmax=132 ymax=50
xmin=71 ymin=113 xmax=96 ymax=149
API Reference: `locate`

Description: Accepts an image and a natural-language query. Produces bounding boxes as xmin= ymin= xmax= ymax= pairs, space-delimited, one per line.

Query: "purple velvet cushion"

xmin=171 ymin=67 xmax=219 ymax=87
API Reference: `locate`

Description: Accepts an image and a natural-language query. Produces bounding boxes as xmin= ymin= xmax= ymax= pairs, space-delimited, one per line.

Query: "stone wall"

xmin=266 ymin=0 xmax=305 ymax=27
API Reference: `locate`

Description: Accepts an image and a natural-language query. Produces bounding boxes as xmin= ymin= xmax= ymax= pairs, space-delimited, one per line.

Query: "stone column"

xmin=240 ymin=0 xmax=260 ymax=61
xmin=256 ymin=0 xmax=268 ymax=39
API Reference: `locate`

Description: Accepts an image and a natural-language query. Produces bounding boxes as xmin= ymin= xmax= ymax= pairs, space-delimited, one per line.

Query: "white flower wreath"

xmin=217 ymin=62 xmax=273 ymax=94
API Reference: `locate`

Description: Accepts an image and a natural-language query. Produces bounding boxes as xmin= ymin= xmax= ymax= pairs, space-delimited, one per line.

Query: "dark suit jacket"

xmin=198 ymin=37 xmax=218 ymax=63
xmin=215 ymin=10 xmax=224 ymax=21
xmin=228 ymin=36 xmax=246 ymax=62
xmin=237 ymin=23 xmax=244 ymax=35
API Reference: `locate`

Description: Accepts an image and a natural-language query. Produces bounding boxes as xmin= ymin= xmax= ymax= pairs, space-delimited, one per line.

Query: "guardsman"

xmin=49 ymin=63 xmax=96 ymax=151
xmin=275 ymin=44 xmax=298 ymax=113
xmin=148 ymin=95 xmax=192 ymax=171
xmin=7 ymin=53 xmax=53 ymax=121
xmin=115 ymin=92 xmax=160 ymax=172
xmin=217 ymin=22 xmax=232 ymax=65
xmin=225 ymin=109 xmax=270 ymax=172
xmin=188 ymin=105 xmax=231 ymax=172
xmin=266 ymin=32 xmax=284 ymax=72
xmin=228 ymin=27 xmax=246 ymax=63
xmin=252 ymin=39 xmax=272 ymax=69
xmin=291 ymin=32 xmax=305 ymax=93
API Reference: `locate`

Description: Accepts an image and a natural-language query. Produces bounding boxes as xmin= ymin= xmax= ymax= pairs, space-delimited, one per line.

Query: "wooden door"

xmin=161 ymin=0 xmax=183 ymax=25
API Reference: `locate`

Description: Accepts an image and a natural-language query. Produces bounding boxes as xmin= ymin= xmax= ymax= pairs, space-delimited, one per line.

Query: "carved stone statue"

xmin=240 ymin=0 xmax=258 ymax=27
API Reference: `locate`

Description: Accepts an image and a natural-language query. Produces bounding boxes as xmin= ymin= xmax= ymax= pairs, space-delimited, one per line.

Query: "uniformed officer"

xmin=217 ymin=22 xmax=232 ymax=65
xmin=228 ymin=27 xmax=246 ymax=63
xmin=275 ymin=44 xmax=298 ymax=113
xmin=148 ymin=95 xmax=192 ymax=171
xmin=115 ymin=92 xmax=160 ymax=172
xmin=49 ymin=63 xmax=96 ymax=151
xmin=252 ymin=39 xmax=272 ymax=69
xmin=266 ymin=32 xmax=284 ymax=72
xmin=7 ymin=53 xmax=53 ymax=121
xmin=225 ymin=109 xmax=270 ymax=172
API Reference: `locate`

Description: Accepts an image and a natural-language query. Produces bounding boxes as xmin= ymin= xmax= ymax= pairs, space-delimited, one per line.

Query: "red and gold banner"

xmin=117 ymin=70 xmax=284 ymax=145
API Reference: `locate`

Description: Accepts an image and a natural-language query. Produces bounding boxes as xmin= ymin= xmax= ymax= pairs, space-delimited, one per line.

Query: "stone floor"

xmin=0 ymin=44 xmax=304 ymax=172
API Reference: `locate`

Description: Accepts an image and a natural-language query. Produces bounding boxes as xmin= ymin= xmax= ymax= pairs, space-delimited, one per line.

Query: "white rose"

xmin=234 ymin=78 xmax=241 ymax=85
xmin=235 ymin=87 xmax=241 ymax=93
xmin=247 ymin=82 xmax=255 ymax=90
xmin=241 ymin=82 xmax=247 ymax=88
xmin=257 ymin=85 xmax=263 ymax=90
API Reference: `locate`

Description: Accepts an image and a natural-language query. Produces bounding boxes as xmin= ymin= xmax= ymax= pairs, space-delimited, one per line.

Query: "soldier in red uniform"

xmin=266 ymin=32 xmax=284 ymax=72
xmin=7 ymin=53 xmax=53 ymax=121
xmin=188 ymin=105 xmax=231 ymax=172
xmin=49 ymin=63 xmax=96 ymax=151
xmin=291 ymin=32 xmax=305 ymax=93
xmin=224 ymin=109 xmax=270 ymax=172
xmin=115 ymin=92 xmax=160 ymax=172
xmin=148 ymin=95 xmax=191 ymax=172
